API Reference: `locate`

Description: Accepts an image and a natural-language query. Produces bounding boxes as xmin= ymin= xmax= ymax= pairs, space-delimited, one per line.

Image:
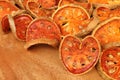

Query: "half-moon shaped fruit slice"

xmin=0 ymin=0 xmax=18 ymax=20
xmin=52 ymin=4 xmax=98 ymax=36
xmin=58 ymin=0 xmax=93 ymax=15
xmin=97 ymin=46 xmax=120 ymax=80
xmin=94 ymin=6 xmax=120 ymax=22
xmin=8 ymin=12 xmax=33 ymax=41
xmin=24 ymin=18 xmax=61 ymax=49
xmin=92 ymin=17 xmax=120 ymax=48
xmin=59 ymin=35 xmax=100 ymax=74
xmin=26 ymin=0 xmax=56 ymax=18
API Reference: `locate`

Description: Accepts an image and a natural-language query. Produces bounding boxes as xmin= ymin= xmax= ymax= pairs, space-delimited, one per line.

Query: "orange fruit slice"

xmin=94 ymin=6 xmax=120 ymax=22
xmin=92 ymin=17 xmax=120 ymax=48
xmin=59 ymin=35 xmax=100 ymax=74
xmin=25 ymin=18 xmax=61 ymax=49
xmin=8 ymin=11 xmax=33 ymax=41
xmin=97 ymin=46 xmax=120 ymax=80
xmin=52 ymin=4 xmax=97 ymax=36
xmin=58 ymin=0 xmax=93 ymax=15
xmin=0 ymin=0 xmax=18 ymax=20
xmin=88 ymin=0 xmax=120 ymax=6
xmin=39 ymin=0 xmax=57 ymax=9
xmin=26 ymin=0 xmax=55 ymax=18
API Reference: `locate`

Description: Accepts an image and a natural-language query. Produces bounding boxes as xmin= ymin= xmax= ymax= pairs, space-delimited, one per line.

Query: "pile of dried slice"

xmin=1 ymin=0 xmax=120 ymax=79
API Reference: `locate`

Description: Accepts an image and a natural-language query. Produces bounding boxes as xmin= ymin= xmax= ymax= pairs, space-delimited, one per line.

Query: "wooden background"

xmin=0 ymin=27 xmax=104 ymax=80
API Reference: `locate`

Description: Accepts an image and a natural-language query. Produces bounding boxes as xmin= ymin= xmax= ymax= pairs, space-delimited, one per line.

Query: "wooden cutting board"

xmin=0 ymin=27 xmax=104 ymax=80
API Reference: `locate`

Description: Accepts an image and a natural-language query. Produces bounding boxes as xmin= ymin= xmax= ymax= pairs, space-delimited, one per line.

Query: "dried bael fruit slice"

xmin=15 ymin=0 xmax=59 ymax=9
xmin=26 ymin=0 xmax=56 ymax=18
xmin=58 ymin=0 xmax=93 ymax=15
xmin=59 ymin=35 xmax=100 ymax=74
xmin=97 ymin=46 xmax=120 ymax=80
xmin=8 ymin=11 xmax=33 ymax=41
xmin=88 ymin=0 xmax=120 ymax=6
xmin=92 ymin=17 xmax=120 ymax=48
xmin=24 ymin=18 xmax=61 ymax=49
xmin=1 ymin=15 xmax=10 ymax=33
xmin=94 ymin=6 xmax=120 ymax=22
xmin=39 ymin=0 xmax=58 ymax=9
xmin=52 ymin=4 xmax=98 ymax=36
xmin=0 ymin=0 xmax=18 ymax=20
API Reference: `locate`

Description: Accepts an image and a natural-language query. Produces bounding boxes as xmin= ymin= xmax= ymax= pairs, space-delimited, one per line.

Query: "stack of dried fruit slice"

xmin=2 ymin=0 xmax=120 ymax=79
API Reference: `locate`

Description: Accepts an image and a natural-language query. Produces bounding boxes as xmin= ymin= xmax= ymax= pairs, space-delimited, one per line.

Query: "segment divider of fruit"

xmin=1 ymin=0 xmax=120 ymax=80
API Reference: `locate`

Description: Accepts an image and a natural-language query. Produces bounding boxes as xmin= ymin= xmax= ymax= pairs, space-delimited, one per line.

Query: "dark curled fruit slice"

xmin=52 ymin=4 xmax=98 ymax=36
xmin=0 ymin=1 xmax=18 ymax=20
xmin=24 ymin=18 xmax=61 ymax=49
xmin=8 ymin=12 xmax=33 ymax=41
xmin=59 ymin=35 xmax=100 ymax=74
xmin=1 ymin=15 xmax=10 ymax=33
xmin=92 ymin=17 xmax=120 ymax=48
xmin=94 ymin=6 xmax=120 ymax=22
xmin=97 ymin=46 xmax=120 ymax=80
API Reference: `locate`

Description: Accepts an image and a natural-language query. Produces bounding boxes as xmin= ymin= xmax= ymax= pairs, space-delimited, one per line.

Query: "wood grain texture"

xmin=0 ymin=27 xmax=104 ymax=80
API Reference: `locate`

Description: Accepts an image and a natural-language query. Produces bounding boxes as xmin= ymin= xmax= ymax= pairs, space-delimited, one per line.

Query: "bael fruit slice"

xmin=58 ymin=0 xmax=93 ymax=15
xmin=97 ymin=46 xmax=120 ymax=80
xmin=94 ymin=5 xmax=120 ymax=22
xmin=39 ymin=0 xmax=58 ymax=9
xmin=88 ymin=0 xmax=120 ymax=6
xmin=26 ymin=0 xmax=56 ymax=18
xmin=8 ymin=11 xmax=33 ymax=41
xmin=0 ymin=0 xmax=18 ymax=20
xmin=24 ymin=18 xmax=61 ymax=49
xmin=1 ymin=15 xmax=10 ymax=33
xmin=52 ymin=4 xmax=98 ymax=36
xmin=92 ymin=17 xmax=120 ymax=48
xmin=59 ymin=35 xmax=100 ymax=74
